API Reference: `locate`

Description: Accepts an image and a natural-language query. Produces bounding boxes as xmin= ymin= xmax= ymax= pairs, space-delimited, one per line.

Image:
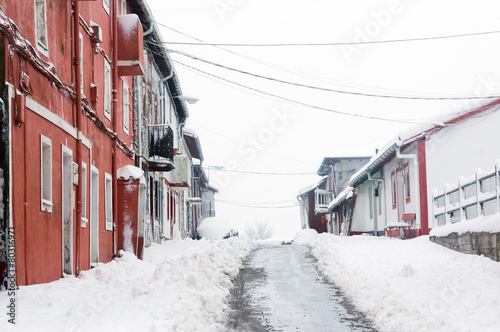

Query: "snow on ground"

xmin=309 ymin=233 xmax=500 ymax=332
xmin=0 ymin=238 xmax=252 ymax=332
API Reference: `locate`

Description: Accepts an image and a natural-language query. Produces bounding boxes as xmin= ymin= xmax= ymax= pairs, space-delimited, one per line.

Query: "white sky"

xmin=146 ymin=0 xmax=500 ymax=239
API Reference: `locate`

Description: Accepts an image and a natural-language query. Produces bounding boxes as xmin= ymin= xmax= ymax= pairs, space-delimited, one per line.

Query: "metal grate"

xmin=448 ymin=190 xmax=459 ymax=205
xmin=449 ymin=209 xmax=460 ymax=223
xmin=480 ymin=176 xmax=496 ymax=193
xmin=435 ymin=214 xmax=446 ymax=226
xmin=462 ymin=183 xmax=477 ymax=200
xmin=463 ymin=205 xmax=478 ymax=220
xmin=481 ymin=199 xmax=497 ymax=216
xmin=435 ymin=195 xmax=445 ymax=208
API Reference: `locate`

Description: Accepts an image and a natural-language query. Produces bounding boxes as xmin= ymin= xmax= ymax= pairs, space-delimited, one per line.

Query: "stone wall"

xmin=430 ymin=232 xmax=500 ymax=262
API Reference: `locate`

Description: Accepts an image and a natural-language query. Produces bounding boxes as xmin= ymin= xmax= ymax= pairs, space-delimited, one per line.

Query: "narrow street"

xmin=228 ymin=244 xmax=374 ymax=332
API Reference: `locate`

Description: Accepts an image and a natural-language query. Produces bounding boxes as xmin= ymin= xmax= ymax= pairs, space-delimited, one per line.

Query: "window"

xmin=104 ymin=60 xmax=111 ymax=120
xmin=121 ymin=0 xmax=127 ymax=15
xmin=105 ymin=173 xmax=113 ymax=231
xmin=391 ymin=172 xmax=396 ymax=209
xmin=448 ymin=190 xmax=459 ymax=205
xmin=35 ymin=0 xmax=48 ymax=53
xmin=79 ymin=33 xmax=84 ymax=94
xmin=103 ymin=0 xmax=110 ymax=14
xmin=462 ymin=183 xmax=476 ymax=200
xmin=463 ymin=205 xmax=478 ymax=220
xmin=81 ymin=162 xmax=88 ymax=227
xmin=404 ymin=164 xmax=410 ymax=202
xmin=480 ymin=176 xmax=495 ymax=193
xmin=123 ymin=80 xmax=130 ymax=134
xmin=481 ymin=199 xmax=497 ymax=216
xmin=41 ymin=134 xmax=52 ymax=212
xmin=435 ymin=195 xmax=445 ymax=208
xmin=448 ymin=209 xmax=460 ymax=224
xmin=435 ymin=214 xmax=446 ymax=227
xmin=368 ymin=186 xmax=373 ymax=219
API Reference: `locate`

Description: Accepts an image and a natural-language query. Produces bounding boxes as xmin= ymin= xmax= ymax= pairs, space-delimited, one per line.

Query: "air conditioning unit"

xmin=90 ymin=21 xmax=103 ymax=43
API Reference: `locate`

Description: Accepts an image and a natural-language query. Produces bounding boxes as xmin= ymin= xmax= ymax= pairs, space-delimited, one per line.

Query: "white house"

xmin=329 ymin=99 xmax=500 ymax=238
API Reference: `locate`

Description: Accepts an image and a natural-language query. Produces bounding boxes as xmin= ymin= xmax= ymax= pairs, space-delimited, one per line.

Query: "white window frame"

xmin=123 ymin=80 xmax=130 ymax=134
xmin=81 ymin=162 xmax=88 ymax=227
xmin=121 ymin=0 xmax=127 ymax=15
xmin=104 ymin=60 xmax=111 ymax=120
xmin=41 ymin=134 xmax=53 ymax=212
xmin=105 ymin=173 xmax=113 ymax=231
xmin=103 ymin=0 xmax=110 ymax=14
xmin=35 ymin=0 xmax=48 ymax=55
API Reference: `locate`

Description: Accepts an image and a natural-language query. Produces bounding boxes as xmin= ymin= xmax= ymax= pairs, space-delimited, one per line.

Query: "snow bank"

xmin=117 ymin=165 xmax=144 ymax=180
xmin=310 ymin=234 xmax=500 ymax=332
xmin=0 ymin=238 xmax=252 ymax=332
xmin=293 ymin=229 xmax=318 ymax=245
xmin=430 ymin=214 xmax=500 ymax=237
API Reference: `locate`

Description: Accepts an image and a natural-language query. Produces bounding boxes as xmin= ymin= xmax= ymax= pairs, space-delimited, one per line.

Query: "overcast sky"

xmin=147 ymin=0 xmax=500 ymax=239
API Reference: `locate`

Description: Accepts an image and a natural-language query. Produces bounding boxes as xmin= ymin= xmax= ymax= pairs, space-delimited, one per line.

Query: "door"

xmin=61 ymin=147 xmax=73 ymax=275
xmin=90 ymin=166 xmax=99 ymax=265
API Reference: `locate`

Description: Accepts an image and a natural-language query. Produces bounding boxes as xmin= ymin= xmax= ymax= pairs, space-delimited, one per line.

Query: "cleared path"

xmin=228 ymin=244 xmax=373 ymax=332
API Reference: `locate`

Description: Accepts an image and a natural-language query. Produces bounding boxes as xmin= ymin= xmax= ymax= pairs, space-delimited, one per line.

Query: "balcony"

xmin=148 ymin=125 xmax=175 ymax=172
xmin=315 ymin=189 xmax=331 ymax=214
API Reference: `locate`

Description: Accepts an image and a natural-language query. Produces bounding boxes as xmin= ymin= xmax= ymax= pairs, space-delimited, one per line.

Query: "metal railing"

xmin=315 ymin=189 xmax=331 ymax=214
xmin=433 ymin=166 xmax=499 ymax=227
xmin=148 ymin=124 xmax=174 ymax=161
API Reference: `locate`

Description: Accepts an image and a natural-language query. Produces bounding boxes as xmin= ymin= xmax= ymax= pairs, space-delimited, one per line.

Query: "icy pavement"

xmin=228 ymin=244 xmax=373 ymax=331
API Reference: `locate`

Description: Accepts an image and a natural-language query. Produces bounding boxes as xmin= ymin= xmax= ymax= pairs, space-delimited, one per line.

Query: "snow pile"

xmin=430 ymin=214 xmax=500 ymax=237
xmin=0 ymin=238 xmax=252 ymax=332
xmin=197 ymin=217 xmax=235 ymax=240
xmin=310 ymin=234 xmax=500 ymax=332
xmin=117 ymin=165 xmax=144 ymax=180
xmin=293 ymin=229 xmax=318 ymax=245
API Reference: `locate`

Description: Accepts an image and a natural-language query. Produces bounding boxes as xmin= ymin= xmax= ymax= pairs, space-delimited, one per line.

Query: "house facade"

xmin=329 ymin=99 xmax=500 ymax=238
xmin=0 ymin=0 xmax=205 ymax=288
xmin=298 ymin=157 xmax=370 ymax=234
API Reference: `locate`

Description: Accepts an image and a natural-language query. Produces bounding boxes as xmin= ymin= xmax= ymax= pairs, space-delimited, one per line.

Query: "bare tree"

xmin=246 ymin=219 xmax=274 ymax=240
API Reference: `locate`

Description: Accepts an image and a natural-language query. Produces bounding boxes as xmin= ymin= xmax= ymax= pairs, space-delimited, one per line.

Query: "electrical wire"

xmin=173 ymin=60 xmax=436 ymax=124
xmin=216 ymin=199 xmax=299 ymax=209
xmin=160 ymin=30 xmax=500 ymax=47
xmin=204 ymin=167 xmax=317 ymax=175
xmin=164 ymin=47 xmax=500 ymax=101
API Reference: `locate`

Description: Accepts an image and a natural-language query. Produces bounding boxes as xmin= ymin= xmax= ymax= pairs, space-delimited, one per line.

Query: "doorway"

xmin=61 ymin=146 xmax=73 ymax=275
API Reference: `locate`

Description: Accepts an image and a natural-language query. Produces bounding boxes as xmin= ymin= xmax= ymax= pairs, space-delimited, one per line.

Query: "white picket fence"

xmin=433 ymin=166 xmax=500 ymax=227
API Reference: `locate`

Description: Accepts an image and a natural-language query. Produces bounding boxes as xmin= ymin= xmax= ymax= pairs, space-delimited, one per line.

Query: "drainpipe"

xmin=111 ymin=0 xmax=119 ymax=256
xmin=73 ymin=0 xmax=82 ymax=275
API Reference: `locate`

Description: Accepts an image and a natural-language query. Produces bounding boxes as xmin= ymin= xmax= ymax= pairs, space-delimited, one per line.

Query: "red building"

xmin=0 ymin=0 xmax=145 ymax=286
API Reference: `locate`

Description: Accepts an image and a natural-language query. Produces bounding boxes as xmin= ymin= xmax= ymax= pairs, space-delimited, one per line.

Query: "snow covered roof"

xmin=316 ymin=156 xmax=371 ymax=176
xmin=348 ymin=98 xmax=500 ymax=188
xmin=298 ymin=176 xmax=327 ymax=196
xmin=183 ymin=128 xmax=204 ymax=162
xmin=328 ymin=186 xmax=353 ymax=210
xmin=117 ymin=165 xmax=144 ymax=181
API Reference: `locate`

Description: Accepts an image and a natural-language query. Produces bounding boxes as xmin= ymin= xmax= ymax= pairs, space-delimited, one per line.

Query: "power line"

xmin=153 ymin=22 xmax=473 ymax=99
xmin=173 ymin=60 xmax=436 ymax=124
xmin=159 ymin=30 xmax=500 ymax=47
xmin=217 ymin=199 xmax=299 ymax=209
xmin=165 ymin=47 xmax=500 ymax=101
xmin=204 ymin=167 xmax=317 ymax=176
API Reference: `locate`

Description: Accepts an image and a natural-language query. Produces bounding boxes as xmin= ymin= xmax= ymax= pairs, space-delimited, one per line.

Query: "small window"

xmin=435 ymin=214 xmax=446 ymax=227
xmin=480 ymin=176 xmax=495 ymax=194
xmin=435 ymin=195 xmax=445 ymax=208
xmin=35 ymin=0 xmax=48 ymax=53
xmin=121 ymin=0 xmax=127 ymax=15
xmin=448 ymin=209 xmax=460 ymax=224
xmin=391 ymin=172 xmax=396 ymax=209
xmin=81 ymin=162 xmax=88 ymax=227
xmin=103 ymin=0 xmax=110 ymax=14
xmin=481 ymin=199 xmax=497 ymax=216
xmin=105 ymin=173 xmax=113 ymax=231
xmin=463 ymin=205 xmax=478 ymax=220
xmin=404 ymin=164 xmax=410 ymax=202
xmin=448 ymin=190 xmax=459 ymax=205
xmin=462 ymin=183 xmax=477 ymax=200
xmin=41 ymin=134 xmax=52 ymax=212
xmin=104 ymin=60 xmax=111 ymax=120
xmin=123 ymin=80 xmax=130 ymax=134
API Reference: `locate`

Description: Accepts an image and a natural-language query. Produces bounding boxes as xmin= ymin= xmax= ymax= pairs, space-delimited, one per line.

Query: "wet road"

xmin=228 ymin=244 xmax=373 ymax=332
